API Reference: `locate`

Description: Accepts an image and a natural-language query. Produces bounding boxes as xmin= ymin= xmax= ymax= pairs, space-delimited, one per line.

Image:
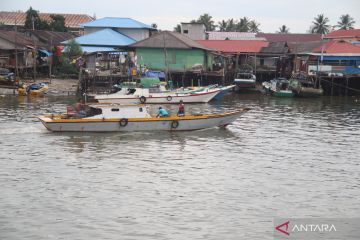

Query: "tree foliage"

xmin=49 ymin=14 xmax=67 ymax=32
xmin=56 ymin=39 xmax=82 ymax=75
xmin=237 ymin=17 xmax=250 ymax=32
xmin=311 ymin=14 xmax=331 ymax=34
xmin=249 ymin=20 xmax=260 ymax=33
xmin=25 ymin=7 xmax=68 ymax=32
xmin=337 ymin=14 xmax=355 ymax=30
xmin=63 ymin=39 xmax=82 ymax=58
xmin=196 ymin=13 xmax=216 ymax=31
xmin=25 ymin=7 xmax=49 ymax=30
xmin=278 ymin=25 xmax=290 ymax=33
xmin=173 ymin=24 xmax=181 ymax=33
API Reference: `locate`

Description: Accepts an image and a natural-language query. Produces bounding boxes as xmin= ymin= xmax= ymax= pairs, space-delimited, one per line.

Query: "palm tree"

xmin=197 ymin=13 xmax=216 ymax=31
xmin=226 ymin=18 xmax=237 ymax=31
xmin=277 ymin=25 xmax=290 ymax=33
xmin=217 ymin=20 xmax=228 ymax=32
xmin=173 ymin=24 xmax=181 ymax=33
xmin=237 ymin=17 xmax=250 ymax=32
xmin=337 ymin=14 xmax=355 ymax=30
xmin=311 ymin=14 xmax=331 ymax=34
xmin=249 ymin=20 xmax=260 ymax=33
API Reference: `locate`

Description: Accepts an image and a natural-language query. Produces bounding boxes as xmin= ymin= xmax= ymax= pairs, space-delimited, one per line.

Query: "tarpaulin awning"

xmin=38 ymin=49 xmax=52 ymax=56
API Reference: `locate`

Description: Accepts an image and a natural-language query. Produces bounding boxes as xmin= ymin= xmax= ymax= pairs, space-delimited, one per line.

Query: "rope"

xmin=320 ymin=78 xmax=360 ymax=93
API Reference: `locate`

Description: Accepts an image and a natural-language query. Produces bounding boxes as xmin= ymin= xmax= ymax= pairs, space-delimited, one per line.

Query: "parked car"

xmin=0 ymin=68 xmax=15 ymax=85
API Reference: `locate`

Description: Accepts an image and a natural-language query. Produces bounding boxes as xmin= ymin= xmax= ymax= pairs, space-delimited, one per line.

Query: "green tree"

xmin=237 ymin=17 xmax=250 ymax=32
xmin=278 ymin=25 xmax=290 ymax=33
xmin=196 ymin=13 xmax=216 ymax=31
xmin=249 ymin=20 xmax=260 ymax=33
xmin=311 ymin=14 xmax=331 ymax=34
xmin=173 ymin=24 xmax=181 ymax=33
xmin=226 ymin=18 xmax=237 ymax=31
xmin=63 ymin=39 xmax=82 ymax=58
xmin=56 ymin=39 xmax=82 ymax=75
xmin=151 ymin=23 xmax=158 ymax=29
xmin=49 ymin=14 xmax=67 ymax=32
xmin=336 ymin=14 xmax=355 ymax=30
xmin=217 ymin=20 xmax=228 ymax=32
xmin=24 ymin=7 xmax=49 ymax=30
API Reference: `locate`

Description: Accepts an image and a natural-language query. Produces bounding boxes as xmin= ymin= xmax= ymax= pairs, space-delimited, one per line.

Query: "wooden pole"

xmin=162 ymin=32 xmax=168 ymax=82
xmin=222 ymin=56 xmax=226 ymax=86
xmin=345 ymin=77 xmax=349 ymax=96
xmin=331 ymin=76 xmax=334 ymax=96
xmin=14 ymin=19 xmax=19 ymax=78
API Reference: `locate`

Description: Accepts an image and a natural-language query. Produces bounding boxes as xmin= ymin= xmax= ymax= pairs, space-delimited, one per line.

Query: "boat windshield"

xmin=87 ymin=107 xmax=102 ymax=117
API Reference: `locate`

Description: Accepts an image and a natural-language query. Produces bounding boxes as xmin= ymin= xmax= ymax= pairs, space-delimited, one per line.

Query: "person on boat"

xmin=156 ymin=107 xmax=169 ymax=118
xmin=177 ymin=100 xmax=185 ymax=117
xmin=75 ymin=99 xmax=86 ymax=116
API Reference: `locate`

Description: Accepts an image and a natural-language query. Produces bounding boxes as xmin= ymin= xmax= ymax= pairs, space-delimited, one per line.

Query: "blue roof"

xmin=80 ymin=17 xmax=154 ymax=29
xmin=62 ymin=29 xmax=136 ymax=47
xmin=81 ymin=46 xmax=117 ymax=53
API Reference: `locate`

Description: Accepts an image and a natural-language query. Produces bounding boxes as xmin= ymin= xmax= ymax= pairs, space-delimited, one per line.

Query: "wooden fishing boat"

xmin=38 ymin=104 xmax=250 ymax=132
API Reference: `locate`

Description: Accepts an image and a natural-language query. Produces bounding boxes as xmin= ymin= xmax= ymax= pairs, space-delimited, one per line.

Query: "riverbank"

xmin=0 ymin=78 xmax=78 ymax=96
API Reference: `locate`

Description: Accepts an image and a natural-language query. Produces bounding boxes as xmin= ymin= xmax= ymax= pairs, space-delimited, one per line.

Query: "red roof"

xmin=313 ymin=40 xmax=360 ymax=54
xmin=256 ymin=33 xmax=322 ymax=43
xmin=325 ymin=29 xmax=360 ymax=39
xmin=196 ymin=40 xmax=269 ymax=54
xmin=0 ymin=11 xmax=93 ymax=28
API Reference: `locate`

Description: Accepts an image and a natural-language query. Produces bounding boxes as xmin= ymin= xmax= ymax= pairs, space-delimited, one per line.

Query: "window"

xmin=260 ymin=58 xmax=264 ymax=66
xmin=183 ymin=30 xmax=188 ymax=34
xmin=111 ymin=108 xmax=119 ymax=111
xmin=139 ymin=107 xmax=143 ymax=112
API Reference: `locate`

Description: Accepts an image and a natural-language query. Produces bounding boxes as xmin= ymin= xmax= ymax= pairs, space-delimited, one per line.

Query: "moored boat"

xmin=38 ymin=104 xmax=250 ymax=132
xmin=289 ymin=76 xmax=323 ymax=97
xmin=262 ymin=78 xmax=295 ymax=98
xmin=94 ymin=87 xmax=221 ymax=104
xmin=234 ymin=72 xmax=256 ymax=92
xmin=18 ymin=82 xmax=48 ymax=96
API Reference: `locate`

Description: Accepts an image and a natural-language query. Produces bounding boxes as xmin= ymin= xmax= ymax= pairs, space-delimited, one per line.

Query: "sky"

xmin=1 ymin=0 xmax=360 ymax=33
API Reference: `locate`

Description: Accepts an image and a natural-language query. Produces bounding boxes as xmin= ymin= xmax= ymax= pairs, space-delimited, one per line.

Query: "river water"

xmin=0 ymin=93 xmax=359 ymax=240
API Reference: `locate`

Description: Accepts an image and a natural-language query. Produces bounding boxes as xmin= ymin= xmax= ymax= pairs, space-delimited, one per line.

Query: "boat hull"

xmin=272 ymin=90 xmax=295 ymax=97
xmin=95 ymin=90 xmax=220 ymax=104
xmin=38 ymin=109 xmax=249 ymax=132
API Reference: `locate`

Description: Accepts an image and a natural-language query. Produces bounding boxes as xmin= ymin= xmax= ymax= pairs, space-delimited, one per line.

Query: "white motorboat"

xmin=38 ymin=104 xmax=250 ymax=132
xmin=94 ymin=87 xmax=221 ymax=104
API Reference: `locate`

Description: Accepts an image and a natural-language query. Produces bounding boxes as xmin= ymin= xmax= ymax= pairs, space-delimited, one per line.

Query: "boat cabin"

xmin=85 ymin=105 xmax=152 ymax=119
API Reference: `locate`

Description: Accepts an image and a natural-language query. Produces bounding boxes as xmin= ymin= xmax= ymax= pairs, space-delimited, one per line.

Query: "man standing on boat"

xmin=177 ymin=100 xmax=185 ymax=117
xmin=156 ymin=107 xmax=169 ymax=118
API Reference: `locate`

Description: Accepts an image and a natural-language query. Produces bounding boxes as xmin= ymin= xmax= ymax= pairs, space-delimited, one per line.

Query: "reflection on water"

xmin=0 ymin=93 xmax=359 ymax=240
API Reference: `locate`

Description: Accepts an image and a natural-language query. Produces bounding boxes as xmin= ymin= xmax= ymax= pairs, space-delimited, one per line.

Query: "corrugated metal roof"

xmin=260 ymin=42 xmax=289 ymax=54
xmin=256 ymin=33 xmax=322 ymax=43
xmin=62 ymin=28 xmax=135 ymax=47
xmin=313 ymin=40 xmax=360 ymax=54
xmin=81 ymin=17 xmax=153 ymax=29
xmin=131 ymin=31 xmax=209 ymax=50
xmin=0 ymin=29 xmax=46 ymax=49
xmin=0 ymin=11 xmax=93 ymax=28
xmin=196 ymin=40 xmax=269 ymax=54
xmin=80 ymin=46 xmax=117 ymax=53
xmin=325 ymin=29 xmax=360 ymax=39
xmin=288 ymin=41 xmax=324 ymax=54
xmin=27 ymin=30 xmax=78 ymax=45
xmin=206 ymin=31 xmax=260 ymax=40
